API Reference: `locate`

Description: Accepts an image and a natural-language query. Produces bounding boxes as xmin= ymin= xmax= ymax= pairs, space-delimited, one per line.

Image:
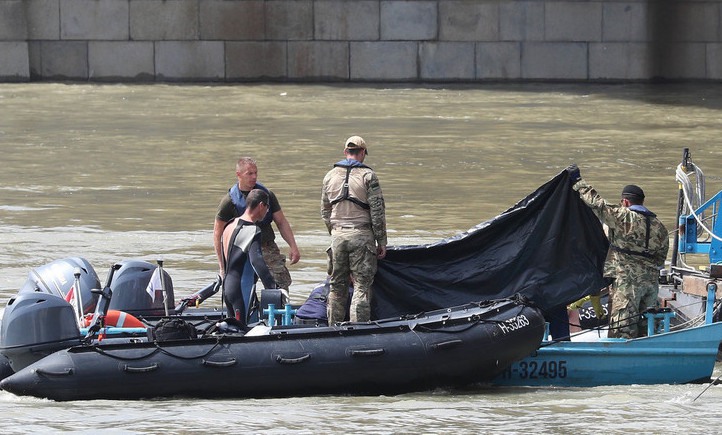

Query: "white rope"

xmin=676 ymin=163 xmax=722 ymax=244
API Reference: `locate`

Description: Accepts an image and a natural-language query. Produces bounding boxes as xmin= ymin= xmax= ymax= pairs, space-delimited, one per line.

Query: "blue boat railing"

xmin=644 ymin=310 xmax=676 ymax=336
xmin=543 ymin=281 xmax=719 ymax=343
xmin=678 ymin=190 xmax=722 ymax=263
xmin=645 ymin=281 xmax=716 ymax=336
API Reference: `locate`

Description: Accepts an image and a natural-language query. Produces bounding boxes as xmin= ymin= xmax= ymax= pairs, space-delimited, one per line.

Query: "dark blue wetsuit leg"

xmin=223 ymin=260 xmax=256 ymax=324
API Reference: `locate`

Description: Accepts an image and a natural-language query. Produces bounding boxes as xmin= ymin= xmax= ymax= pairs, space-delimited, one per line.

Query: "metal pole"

xmin=157 ymin=259 xmax=169 ymax=316
xmin=73 ymin=267 xmax=84 ymax=328
xmin=671 ymin=148 xmax=690 ymax=272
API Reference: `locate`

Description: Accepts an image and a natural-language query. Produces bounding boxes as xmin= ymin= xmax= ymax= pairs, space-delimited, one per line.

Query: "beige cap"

xmin=344 ymin=135 xmax=368 ymax=154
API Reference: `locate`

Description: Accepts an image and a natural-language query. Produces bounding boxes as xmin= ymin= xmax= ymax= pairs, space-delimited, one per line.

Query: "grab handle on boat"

xmin=202 ymin=358 xmax=237 ymax=368
xmin=275 ymin=354 xmax=311 ymax=365
xmin=123 ymin=363 xmax=159 ymax=373
xmin=34 ymin=367 xmax=74 ymax=377
xmin=429 ymin=339 xmax=463 ymax=350
xmin=349 ymin=348 xmax=385 ymax=357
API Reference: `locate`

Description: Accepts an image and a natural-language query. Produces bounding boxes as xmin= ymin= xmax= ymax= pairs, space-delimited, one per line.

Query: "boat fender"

xmin=149 ymin=318 xmax=197 ymax=342
xmin=82 ymin=310 xmax=145 ymax=328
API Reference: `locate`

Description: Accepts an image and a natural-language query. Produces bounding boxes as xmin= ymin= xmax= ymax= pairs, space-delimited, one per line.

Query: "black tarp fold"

xmin=371 ymin=170 xmax=610 ymax=319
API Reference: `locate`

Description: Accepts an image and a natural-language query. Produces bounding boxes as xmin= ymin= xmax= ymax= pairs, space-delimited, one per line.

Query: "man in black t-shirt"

xmin=213 ymin=157 xmax=300 ymax=290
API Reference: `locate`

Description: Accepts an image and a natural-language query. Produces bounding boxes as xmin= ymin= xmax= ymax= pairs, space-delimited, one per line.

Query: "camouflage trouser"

xmin=327 ymin=228 xmax=377 ymax=324
xmin=608 ymin=274 xmax=659 ymax=339
xmin=261 ymin=241 xmax=292 ymax=290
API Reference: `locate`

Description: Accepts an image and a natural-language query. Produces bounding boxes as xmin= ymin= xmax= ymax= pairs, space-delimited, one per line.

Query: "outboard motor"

xmin=107 ymin=260 xmax=174 ymax=317
xmin=19 ymin=257 xmax=100 ymax=315
xmin=0 ymin=293 xmax=81 ymax=372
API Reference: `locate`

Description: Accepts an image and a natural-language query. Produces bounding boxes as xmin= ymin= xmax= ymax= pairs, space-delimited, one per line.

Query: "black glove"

xmin=566 ymin=164 xmax=581 ymax=184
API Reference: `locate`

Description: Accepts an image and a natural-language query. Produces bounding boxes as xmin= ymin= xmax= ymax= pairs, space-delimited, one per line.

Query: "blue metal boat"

xmin=494 ymin=148 xmax=722 ymax=389
xmin=493 ymin=320 xmax=722 ymax=387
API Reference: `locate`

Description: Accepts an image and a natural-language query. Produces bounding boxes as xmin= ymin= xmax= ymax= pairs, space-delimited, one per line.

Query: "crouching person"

xmin=295 ymin=276 xmax=354 ymax=326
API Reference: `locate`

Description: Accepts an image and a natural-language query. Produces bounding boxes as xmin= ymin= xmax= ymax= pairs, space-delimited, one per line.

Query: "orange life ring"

xmin=82 ymin=310 xmax=144 ymax=328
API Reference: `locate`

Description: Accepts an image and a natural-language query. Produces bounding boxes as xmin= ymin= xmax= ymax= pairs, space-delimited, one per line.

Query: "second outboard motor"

xmin=107 ymin=260 xmax=174 ymax=317
xmin=0 ymin=293 xmax=81 ymax=372
xmin=19 ymin=257 xmax=100 ymax=315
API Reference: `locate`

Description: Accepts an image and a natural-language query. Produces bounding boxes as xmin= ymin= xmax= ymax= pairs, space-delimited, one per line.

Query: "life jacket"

xmin=229 ymin=182 xmax=273 ymax=225
xmin=329 ymin=159 xmax=371 ymax=210
xmin=609 ymin=205 xmax=658 ymax=260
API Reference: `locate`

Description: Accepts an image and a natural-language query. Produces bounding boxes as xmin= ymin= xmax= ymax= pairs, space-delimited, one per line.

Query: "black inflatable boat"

xmin=0 ymin=296 xmax=544 ymax=401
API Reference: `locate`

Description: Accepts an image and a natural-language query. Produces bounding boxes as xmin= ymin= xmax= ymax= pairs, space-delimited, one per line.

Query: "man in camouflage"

xmin=322 ymin=136 xmax=387 ymax=323
xmin=567 ymin=164 xmax=669 ymax=338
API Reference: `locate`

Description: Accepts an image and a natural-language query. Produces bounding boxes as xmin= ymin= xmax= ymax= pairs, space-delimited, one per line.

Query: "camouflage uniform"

xmin=259 ymin=242 xmax=292 ymax=291
xmin=573 ymin=179 xmax=669 ymax=338
xmin=322 ymin=160 xmax=387 ymax=323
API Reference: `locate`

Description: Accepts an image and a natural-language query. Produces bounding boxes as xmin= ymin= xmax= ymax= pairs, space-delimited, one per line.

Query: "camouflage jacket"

xmin=573 ymin=179 xmax=669 ymax=275
xmin=321 ymin=160 xmax=387 ymax=247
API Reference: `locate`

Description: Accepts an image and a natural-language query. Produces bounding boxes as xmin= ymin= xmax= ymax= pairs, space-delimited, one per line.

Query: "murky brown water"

xmin=1 ymin=83 xmax=722 ymax=432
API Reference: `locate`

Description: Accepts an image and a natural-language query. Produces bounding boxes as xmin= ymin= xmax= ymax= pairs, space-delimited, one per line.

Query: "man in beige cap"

xmin=321 ymin=136 xmax=387 ymax=323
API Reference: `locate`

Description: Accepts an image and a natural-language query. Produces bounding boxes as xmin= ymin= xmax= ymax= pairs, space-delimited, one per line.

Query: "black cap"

xmin=622 ymin=184 xmax=645 ymax=199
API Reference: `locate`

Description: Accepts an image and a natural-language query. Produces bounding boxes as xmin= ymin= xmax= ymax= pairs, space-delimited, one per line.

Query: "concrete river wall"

xmin=1 ymin=0 xmax=721 ymax=82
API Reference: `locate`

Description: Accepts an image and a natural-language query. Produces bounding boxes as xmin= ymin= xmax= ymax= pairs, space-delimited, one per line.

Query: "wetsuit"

xmin=223 ymin=219 xmax=277 ymax=327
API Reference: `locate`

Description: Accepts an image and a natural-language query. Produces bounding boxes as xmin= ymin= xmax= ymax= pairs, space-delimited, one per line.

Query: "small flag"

xmin=145 ymin=268 xmax=163 ymax=303
xmin=65 ymin=286 xmax=81 ymax=318
xmin=65 ymin=286 xmax=75 ymax=304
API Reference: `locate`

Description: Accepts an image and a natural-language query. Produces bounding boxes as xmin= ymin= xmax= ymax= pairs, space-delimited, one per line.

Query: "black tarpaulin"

xmin=371 ymin=170 xmax=610 ymax=319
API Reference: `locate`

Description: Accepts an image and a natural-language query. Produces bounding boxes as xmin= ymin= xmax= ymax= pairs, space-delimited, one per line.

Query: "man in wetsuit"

xmin=221 ymin=189 xmax=278 ymax=327
xmin=214 ymin=157 xmax=300 ymax=291
xmin=321 ymin=136 xmax=387 ymax=324
xmin=567 ymin=164 xmax=669 ymax=338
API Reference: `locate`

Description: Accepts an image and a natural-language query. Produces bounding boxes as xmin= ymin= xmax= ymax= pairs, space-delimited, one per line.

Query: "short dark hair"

xmin=345 ymin=147 xmax=364 ymax=157
xmin=623 ymin=195 xmax=644 ymax=205
xmin=246 ymin=189 xmax=269 ymax=209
